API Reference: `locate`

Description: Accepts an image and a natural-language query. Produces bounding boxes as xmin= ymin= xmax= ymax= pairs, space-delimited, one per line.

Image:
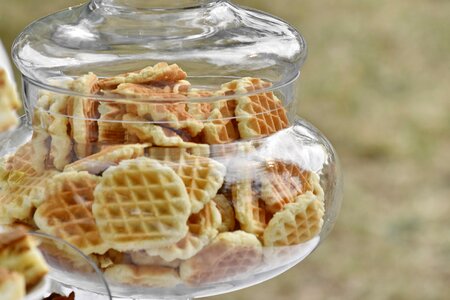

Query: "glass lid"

xmin=12 ymin=0 xmax=306 ymax=96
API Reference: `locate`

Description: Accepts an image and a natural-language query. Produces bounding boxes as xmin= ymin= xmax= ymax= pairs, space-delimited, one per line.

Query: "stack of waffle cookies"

xmin=0 ymin=228 xmax=49 ymax=300
xmin=0 ymin=62 xmax=325 ymax=287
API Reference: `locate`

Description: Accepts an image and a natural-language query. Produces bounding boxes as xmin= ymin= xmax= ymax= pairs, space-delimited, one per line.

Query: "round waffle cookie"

xmin=212 ymin=194 xmax=236 ymax=233
xmin=146 ymin=201 xmax=222 ymax=261
xmin=30 ymin=93 xmax=54 ymax=173
xmin=122 ymin=113 xmax=191 ymax=147
xmin=47 ymin=92 xmax=73 ymax=170
xmin=263 ymin=192 xmax=324 ymax=247
xmin=67 ymin=73 xmax=100 ymax=159
xmin=0 ymin=168 xmax=59 ymax=223
xmin=97 ymin=62 xmax=187 ymax=90
xmin=260 ymin=160 xmax=316 ymax=214
xmin=148 ymin=148 xmax=226 ymax=214
xmin=64 ymin=143 xmax=149 ymax=175
xmin=179 ymin=231 xmax=263 ymax=285
xmin=97 ymin=102 xmax=127 ymax=146
xmin=223 ymin=77 xmax=289 ymax=139
xmin=232 ymin=175 xmax=272 ymax=239
xmin=112 ymin=82 xmax=204 ymax=137
xmin=34 ymin=172 xmax=109 ymax=255
xmin=93 ymin=157 xmax=191 ymax=252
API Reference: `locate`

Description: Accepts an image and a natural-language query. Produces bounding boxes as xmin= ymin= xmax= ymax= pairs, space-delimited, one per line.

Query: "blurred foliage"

xmin=1 ymin=0 xmax=449 ymax=299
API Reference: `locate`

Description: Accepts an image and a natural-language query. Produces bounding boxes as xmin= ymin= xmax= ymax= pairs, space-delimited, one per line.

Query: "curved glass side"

xmin=29 ymin=232 xmax=112 ymax=300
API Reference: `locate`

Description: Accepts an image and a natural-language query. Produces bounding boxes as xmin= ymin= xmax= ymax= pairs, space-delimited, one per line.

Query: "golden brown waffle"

xmin=224 ymin=77 xmax=289 ymax=138
xmin=232 ymin=174 xmax=272 ymax=238
xmin=34 ymin=172 xmax=109 ymax=255
xmin=64 ymin=143 xmax=148 ymax=175
xmin=98 ymin=102 xmax=127 ymax=145
xmin=148 ymin=148 xmax=226 ymax=213
xmin=130 ymin=251 xmax=181 ymax=268
xmin=0 ymin=229 xmax=48 ymax=290
xmin=0 ymin=68 xmax=21 ymax=132
xmin=30 ymin=93 xmax=53 ymax=173
xmin=261 ymin=160 xmax=315 ymax=214
xmin=5 ymin=142 xmax=37 ymax=175
xmin=93 ymin=157 xmax=191 ymax=251
xmin=179 ymin=231 xmax=262 ymax=285
xmin=67 ymin=73 xmax=100 ymax=159
xmin=111 ymin=83 xmax=188 ymax=100
xmin=47 ymin=92 xmax=73 ymax=170
xmin=186 ymin=89 xmax=213 ymax=121
xmin=122 ymin=113 xmax=191 ymax=147
xmin=116 ymin=87 xmax=204 ymax=137
xmin=263 ymin=192 xmax=324 ymax=247
xmin=0 ymin=267 xmax=25 ymax=300
xmin=104 ymin=264 xmax=181 ymax=287
xmin=203 ymin=98 xmax=240 ymax=144
xmin=97 ymin=62 xmax=187 ymax=90
xmin=0 ymin=169 xmax=59 ymax=223
xmin=212 ymin=194 xmax=236 ymax=233
xmin=146 ymin=201 xmax=222 ymax=261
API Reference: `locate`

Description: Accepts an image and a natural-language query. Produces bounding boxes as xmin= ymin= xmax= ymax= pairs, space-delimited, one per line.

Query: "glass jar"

xmin=2 ymin=0 xmax=343 ymax=299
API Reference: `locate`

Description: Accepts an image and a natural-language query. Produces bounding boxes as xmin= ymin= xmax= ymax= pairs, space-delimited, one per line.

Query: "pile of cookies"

xmin=0 ymin=62 xmax=325 ymax=287
xmin=0 ymin=228 xmax=49 ymax=300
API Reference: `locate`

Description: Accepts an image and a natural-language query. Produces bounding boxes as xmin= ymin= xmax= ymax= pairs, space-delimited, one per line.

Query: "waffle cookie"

xmin=224 ymin=77 xmax=288 ymax=138
xmin=0 ymin=168 xmax=59 ymax=223
xmin=212 ymin=194 xmax=236 ymax=233
xmin=179 ymin=231 xmax=262 ymax=285
xmin=0 ymin=268 xmax=25 ymax=300
xmin=30 ymin=93 xmax=53 ymax=173
xmin=64 ymin=143 xmax=149 ymax=175
xmin=0 ymin=68 xmax=21 ymax=132
xmin=186 ymin=89 xmax=213 ymax=121
xmin=148 ymin=148 xmax=226 ymax=213
xmin=261 ymin=160 xmax=315 ymax=214
xmin=232 ymin=174 xmax=272 ymax=238
xmin=47 ymin=92 xmax=73 ymax=170
xmin=67 ymin=73 xmax=100 ymax=159
xmin=34 ymin=172 xmax=109 ymax=255
xmin=5 ymin=142 xmax=37 ymax=175
xmin=93 ymin=157 xmax=191 ymax=251
xmin=146 ymin=201 xmax=222 ymax=261
xmin=263 ymin=192 xmax=324 ymax=247
xmin=0 ymin=229 xmax=48 ymax=289
xmin=104 ymin=264 xmax=181 ymax=288
xmin=112 ymin=83 xmax=188 ymax=101
xmin=203 ymin=98 xmax=240 ymax=144
xmin=97 ymin=102 xmax=127 ymax=145
xmin=122 ymin=113 xmax=191 ymax=147
xmin=120 ymin=93 xmax=204 ymax=137
xmin=97 ymin=62 xmax=187 ymax=90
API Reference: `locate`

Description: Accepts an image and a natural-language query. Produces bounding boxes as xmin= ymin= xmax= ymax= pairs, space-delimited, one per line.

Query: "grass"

xmin=1 ymin=0 xmax=449 ymax=299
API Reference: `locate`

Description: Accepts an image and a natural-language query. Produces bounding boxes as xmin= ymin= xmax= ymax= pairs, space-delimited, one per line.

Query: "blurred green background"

xmin=1 ymin=0 xmax=449 ymax=299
